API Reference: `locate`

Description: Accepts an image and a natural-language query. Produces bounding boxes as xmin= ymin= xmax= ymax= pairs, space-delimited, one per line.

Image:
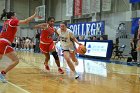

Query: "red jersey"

xmin=0 ymin=18 xmax=19 ymax=43
xmin=40 ymin=26 xmax=54 ymax=43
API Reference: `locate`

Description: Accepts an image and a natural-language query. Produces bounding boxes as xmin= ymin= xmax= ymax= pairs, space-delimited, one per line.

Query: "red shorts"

xmin=0 ymin=40 xmax=14 ymax=55
xmin=39 ymin=42 xmax=55 ymax=53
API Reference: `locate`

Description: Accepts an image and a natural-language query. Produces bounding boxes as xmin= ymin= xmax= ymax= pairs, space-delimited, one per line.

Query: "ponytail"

xmin=0 ymin=9 xmax=15 ymax=20
xmin=0 ymin=9 xmax=7 ymax=20
xmin=7 ymin=11 xmax=15 ymax=19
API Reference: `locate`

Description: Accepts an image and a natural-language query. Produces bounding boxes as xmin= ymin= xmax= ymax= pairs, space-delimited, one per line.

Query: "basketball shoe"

xmin=75 ymin=73 xmax=79 ymax=79
xmin=58 ymin=68 xmax=64 ymax=74
xmin=44 ymin=65 xmax=50 ymax=71
xmin=0 ymin=73 xmax=7 ymax=83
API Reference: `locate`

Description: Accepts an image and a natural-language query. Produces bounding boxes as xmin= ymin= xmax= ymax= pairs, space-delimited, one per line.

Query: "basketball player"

xmin=57 ymin=21 xmax=81 ymax=79
xmin=0 ymin=9 xmax=36 ymax=83
xmin=134 ymin=19 xmax=140 ymax=65
xmin=34 ymin=17 xmax=64 ymax=74
xmin=136 ymin=27 xmax=140 ymax=66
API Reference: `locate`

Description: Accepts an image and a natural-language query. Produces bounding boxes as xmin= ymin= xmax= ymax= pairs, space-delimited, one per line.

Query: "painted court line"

xmin=7 ymin=81 xmax=30 ymax=93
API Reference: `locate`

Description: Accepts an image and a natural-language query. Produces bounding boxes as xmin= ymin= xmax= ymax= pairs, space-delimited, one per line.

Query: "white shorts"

xmin=62 ymin=44 xmax=76 ymax=52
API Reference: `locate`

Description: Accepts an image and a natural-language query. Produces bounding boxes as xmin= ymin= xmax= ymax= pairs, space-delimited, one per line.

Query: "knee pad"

xmin=52 ymin=51 xmax=59 ymax=60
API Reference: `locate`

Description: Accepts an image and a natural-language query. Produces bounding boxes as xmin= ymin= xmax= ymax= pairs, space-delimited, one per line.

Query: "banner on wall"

xmin=129 ymin=0 xmax=140 ymax=3
xmin=68 ymin=21 xmax=105 ymax=35
xmin=82 ymin=0 xmax=90 ymax=15
xmin=55 ymin=21 xmax=105 ymax=36
xmin=102 ymin=0 xmax=111 ymax=11
xmin=66 ymin=0 xmax=73 ymax=16
xmin=91 ymin=0 xmax=100 ymax=13
xmin=131 ymin=18 xmax=140 ymax=34
xmin=74 ymin=0 xmax=82 ymax=16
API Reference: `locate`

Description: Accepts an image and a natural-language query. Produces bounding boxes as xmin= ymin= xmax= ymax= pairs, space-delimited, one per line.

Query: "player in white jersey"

xmin=57 ymin=21 xmax=81 ymax=79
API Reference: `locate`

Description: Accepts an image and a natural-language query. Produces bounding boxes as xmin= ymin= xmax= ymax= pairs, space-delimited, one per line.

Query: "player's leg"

xmin=0 ymin=42 xmax=19 ymax=83
xmin=50 ymin=42 xmax=64 ymax=74
xmin=63 ymin=51 xmax=79 ymax=79
xmin=5 ymin=51 xmax=19 ymax=73
xmin=39 ymin=43 xmax=51 ymax=71
xmin=30 ymin=42 xmax=34 ymax=51
xmin=44 ymin=53 xmax=50 ymax=70
xmin=51 ymin=50 xmax=64 ymax=74
xmin=0 ymin=50 xmax=19 ymax=83
xmin=70 ymin=51 xmax=79 ymax=66
xmin=26 ymin=42 xmax=30 ymax=51
xmin=69 ymin=45 xmax=79 ymax=65
xmin=0 ymin=54 xmax=6 ymax=83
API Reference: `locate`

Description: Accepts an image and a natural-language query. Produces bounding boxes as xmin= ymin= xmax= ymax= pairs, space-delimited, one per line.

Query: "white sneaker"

xmin=0 ymin=74 xmax=7 ymax=83
xmin=74 ymin=73 xmax=79 ymax=79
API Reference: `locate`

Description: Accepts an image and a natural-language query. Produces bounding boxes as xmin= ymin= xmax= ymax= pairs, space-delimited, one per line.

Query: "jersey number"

xmin=62 ymin=39 xmax=67 ymax=42
xmin=2 ymin=24 xmax=8 ymax=32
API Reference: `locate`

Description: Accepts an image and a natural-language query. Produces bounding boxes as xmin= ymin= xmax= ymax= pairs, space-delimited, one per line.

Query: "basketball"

xmin=77 ymin=44 xmax=87 ymax=55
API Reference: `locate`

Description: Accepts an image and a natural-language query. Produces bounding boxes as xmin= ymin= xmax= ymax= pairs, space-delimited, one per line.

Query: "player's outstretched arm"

xmin=69 ymin=31 xmax=81 ymax=45
xmin=19 ymin=11 xmax=37 ymax=25
xmin=73 ymin=37 xmax=81 ymax=45
xmin=34 ymin=23 xmax=48 ymax=29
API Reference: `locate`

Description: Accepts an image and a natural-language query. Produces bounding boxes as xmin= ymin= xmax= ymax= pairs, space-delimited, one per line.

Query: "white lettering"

xmin=81 ymin=24 xmax=85 ymax=35
xmin=96 ymin=23 xmax=102 ymax=35
xmin=69 ymin=25 xmax=74 ymax=32
xmin=90 ymin=23 xmax=96 ymax=35
xmin=68 ymin=22 xmax=104 ymax=36
xmin=77 ymin=24 xmax=80 ymax=35
xmin=73 ymin=25 xmax=77 ymax=35
xmin=86 ymin=24 xmax=91 ymax=35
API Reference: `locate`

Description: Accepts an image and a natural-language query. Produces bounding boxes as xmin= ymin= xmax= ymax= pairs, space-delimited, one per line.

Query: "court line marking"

xmin=7 ymin=81 xmax=30 ymax=93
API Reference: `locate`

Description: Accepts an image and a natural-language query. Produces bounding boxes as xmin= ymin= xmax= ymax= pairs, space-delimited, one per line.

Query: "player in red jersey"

xmin=0 ymin=9 xmax=36 ymax=83
xmin=34 ymin=17 xmax=64 ymax=74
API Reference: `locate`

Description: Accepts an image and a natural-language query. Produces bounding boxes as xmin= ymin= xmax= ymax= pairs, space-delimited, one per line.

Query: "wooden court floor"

xmin=0 ymin=51 xmax=140 ymax=93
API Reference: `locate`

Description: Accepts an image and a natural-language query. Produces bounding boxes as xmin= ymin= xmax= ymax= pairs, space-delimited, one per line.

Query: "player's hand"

xmin=43 ymin=23 xmax=49 ymax=29
xmin=78 ymin=43 xmax=82 ymax=45
xmin=54 ymin=41 xmax=58 ymax=45
xmin=34 ymin=9 xmax=37 ymax=17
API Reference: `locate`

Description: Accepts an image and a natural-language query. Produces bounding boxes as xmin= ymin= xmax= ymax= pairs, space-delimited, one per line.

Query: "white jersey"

xmin=57 ymin=28 xmax=75 ymax=50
